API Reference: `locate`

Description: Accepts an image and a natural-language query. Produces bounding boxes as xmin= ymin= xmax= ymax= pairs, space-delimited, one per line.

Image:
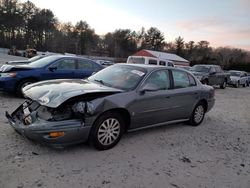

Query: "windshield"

xmin=191 ymin=65 xmax=210 ymax=73
xmin=28 ymin=56 xmax=60 ymax=68
xmin=229 ymin=71 xmax=241 ymax=77
xmin=127 ymin=57 xmax=145 ymax=64
xmin=88 ymin=65 xmax=147 ymax=90
xmin=28 ymin=55 xmax=44 ymax=62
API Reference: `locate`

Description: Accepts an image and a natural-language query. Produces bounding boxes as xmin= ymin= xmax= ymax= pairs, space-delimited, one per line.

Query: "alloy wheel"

xmin=97 ymin=118 xmax=121 ymax=146
xmin=194 ymin=105 xmax=205 ymax=124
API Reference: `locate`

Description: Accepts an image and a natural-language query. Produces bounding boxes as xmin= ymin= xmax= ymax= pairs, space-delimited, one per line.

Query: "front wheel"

xmin=16 ymin=79 xmax=36 ymax=97
xmin=89 ymin=112 xmax=125 ymax=150
xmin=189 ymin=102 xmax=206 ymax=126
xmin=220 ymin=79 xmax=227 ymax=89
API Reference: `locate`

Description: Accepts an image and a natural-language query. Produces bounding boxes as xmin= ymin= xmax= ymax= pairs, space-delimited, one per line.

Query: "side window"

xmin=159 ymin=61 xmax=166 ymax=66
xmin=188 ymin=74 xmax=196 ymax=86
xmin=215 ymin=66 xmax=222 ymax=72
xmin=168 ymin=62 xmax=174 ymax=67
xmin=210 ymin=67 xmax=216 ymax=73
xmin=172 ymin=70 xmax=190 ymax=88
xmin=78 ymin=59 xmax=94 ymax=69
xmin=52 ymin=59 xmax=76 ymax=70
xmin=148 ymin=59 xmax=157 ymax=65
xmin=144 ymin=70 xmax=170 ymax=90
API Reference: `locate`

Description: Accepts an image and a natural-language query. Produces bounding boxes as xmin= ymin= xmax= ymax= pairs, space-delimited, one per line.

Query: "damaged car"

xmin=6 ymin=64 xmax=215 ymax=150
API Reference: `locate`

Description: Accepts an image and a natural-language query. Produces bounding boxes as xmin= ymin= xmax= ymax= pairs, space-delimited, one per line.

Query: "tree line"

xmin=0 ymin=0 xmax=250 ymax=71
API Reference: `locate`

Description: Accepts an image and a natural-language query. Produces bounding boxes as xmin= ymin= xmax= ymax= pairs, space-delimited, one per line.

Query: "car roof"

xmin=193 ymin=64 xmax=219 ymax=67
xmin=45 ymin=54 xmax=91 ymax=59
xmin=117 ymin=63 xmax=177 ymax=71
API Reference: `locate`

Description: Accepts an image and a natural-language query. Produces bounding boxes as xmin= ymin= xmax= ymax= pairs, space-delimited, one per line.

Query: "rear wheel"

xmin=243 ymin=82 xmax=246 ymax=87
xmin=220 ymin=79 xmax=227 ymax=89
xmin=16 ymin=79 xmax=36 ymax=97
xmin=89 ymin=112 xmax=125 ymax=150
xmin=235 ymin=81 xmax=239 ymax=88
xmin=189 ymin=102 xmax=206 ymax=126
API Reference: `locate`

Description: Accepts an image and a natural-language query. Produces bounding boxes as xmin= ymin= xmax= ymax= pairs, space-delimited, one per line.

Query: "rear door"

xmin=208 ymin=66 xmax=218 ymax=85
xmin=167 ymin=69 xmax=200 ymax=120
xmin=76 ymin=59 xmax=101 ymax=78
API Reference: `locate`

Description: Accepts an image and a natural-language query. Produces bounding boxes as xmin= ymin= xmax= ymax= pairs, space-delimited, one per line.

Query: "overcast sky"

xmin=21 ymin=0 xmax=250 ymax=51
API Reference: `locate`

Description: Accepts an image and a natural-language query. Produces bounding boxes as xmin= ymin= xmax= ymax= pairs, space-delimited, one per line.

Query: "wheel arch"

xmin=197 ymin=99 xmax=208 ymax=113
xmin=15 ymin=77 xmax=39 ymax=88
xmin=93 ymin=108 xmax=131 ymax=132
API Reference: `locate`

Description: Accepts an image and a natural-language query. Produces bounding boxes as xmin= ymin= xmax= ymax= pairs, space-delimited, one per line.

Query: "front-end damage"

xmin=5 ymin=92 xmax=117 ymax=147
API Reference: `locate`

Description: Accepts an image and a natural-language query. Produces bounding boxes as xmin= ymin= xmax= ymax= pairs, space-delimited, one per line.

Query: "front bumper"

xmin=0 ymin=77 xmax=16 ymax=93
xmin=5 ymin=101 xmax=91 ymax=147
xmin=228 ymin=80 xmax=238 ymax=86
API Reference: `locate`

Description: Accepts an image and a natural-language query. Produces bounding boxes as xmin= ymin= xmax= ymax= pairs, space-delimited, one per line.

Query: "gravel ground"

xmin=0 ymin=54 xmax=250 ymax=188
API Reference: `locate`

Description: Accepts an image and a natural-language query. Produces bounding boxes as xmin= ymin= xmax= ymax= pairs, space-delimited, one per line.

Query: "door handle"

xmin=165 ymin=96 xmax=170 ymax=99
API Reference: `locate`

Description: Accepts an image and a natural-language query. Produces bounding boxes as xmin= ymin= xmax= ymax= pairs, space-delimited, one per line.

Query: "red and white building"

xmin=132 ymin=49 xmax=190 ymax=66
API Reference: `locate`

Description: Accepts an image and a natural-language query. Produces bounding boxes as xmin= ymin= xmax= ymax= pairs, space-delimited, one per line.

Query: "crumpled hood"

xmin=230 ymin=76 xmax=240 ymax=81
xmin=23 ymin=79 xmax=122 ymax=108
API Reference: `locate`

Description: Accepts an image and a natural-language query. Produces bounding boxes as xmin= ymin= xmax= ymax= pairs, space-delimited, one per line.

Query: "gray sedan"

xmin=6 ymin=64 xmax=215 ymax=150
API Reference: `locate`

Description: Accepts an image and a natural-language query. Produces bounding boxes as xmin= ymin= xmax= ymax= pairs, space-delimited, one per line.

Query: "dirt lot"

xmin=0 ymin=55 xmax=250 ymax=188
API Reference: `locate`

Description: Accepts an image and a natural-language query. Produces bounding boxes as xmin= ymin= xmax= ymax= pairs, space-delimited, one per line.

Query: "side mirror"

xmin=139 ymin=83 xmax=160 ymax=94
xmin=49 ymin=67 xmax=57 ymax=72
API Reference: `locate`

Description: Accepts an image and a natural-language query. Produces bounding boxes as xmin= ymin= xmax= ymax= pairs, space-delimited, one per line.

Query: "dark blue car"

xmin=0 ymin=55 xmax=103 ymax=96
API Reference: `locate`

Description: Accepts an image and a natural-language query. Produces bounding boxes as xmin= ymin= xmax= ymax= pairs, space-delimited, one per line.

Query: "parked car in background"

xmin=22 ymin=48 xmax=37 ymax=58
xmin=228 ymin=70 xmax=248 ymax=88
xmin=0 ymin=55 xmax=103 ymax=96
xmin=95 ymin=60 xmax=115 ymax=66
xmin=127 ymin=56 xmax=175 ymax=67
xmin=176 ymin=65 xmax=191 ymax=71
xmin=246 ymin=72 xmax=250 ymax=86
xmin=190 ymin=64 xmax=230 ymax=89
xmin=8 ymin=47 xmax=22 ymax=56
xmin=6 ymin=55 xmax=47 ymax=65
xmin=6 ymin=64 xmax=215 ymax=150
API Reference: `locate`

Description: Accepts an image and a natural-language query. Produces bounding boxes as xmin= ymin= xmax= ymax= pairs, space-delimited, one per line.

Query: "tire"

xmin=189 ymin=102 xmax=206 ymax=126
xmin=16 ymin=79 xmax=36 ymax=97
xmin=89 ymin=112 xmax=125 ymax=150
xmin=243 ymin=82 xmax=246 ymax=88
xmin=247 ymin=82 xmax=249 ymax=87
xmin=235 ymin=81 xmax=239 ymax=88
xmin=220 ymin=79 xmax=227 ymax=89
xmin=202 ymin=79 xmax=208 ymax=85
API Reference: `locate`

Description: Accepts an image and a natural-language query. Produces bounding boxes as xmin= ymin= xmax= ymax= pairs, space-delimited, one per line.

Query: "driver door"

xmin=129 ymin=70 xmax=172 ymax=129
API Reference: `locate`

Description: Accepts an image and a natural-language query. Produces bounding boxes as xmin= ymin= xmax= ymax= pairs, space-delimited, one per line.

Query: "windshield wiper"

xmin=94 ymin=79 xmax=113 ymax=87
xmin=94 ymin=79 xmax=105 ymax=85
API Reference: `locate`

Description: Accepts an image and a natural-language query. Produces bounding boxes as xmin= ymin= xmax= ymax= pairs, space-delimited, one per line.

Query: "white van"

xmin=126 ymin=56 xmax=175 ymax=67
